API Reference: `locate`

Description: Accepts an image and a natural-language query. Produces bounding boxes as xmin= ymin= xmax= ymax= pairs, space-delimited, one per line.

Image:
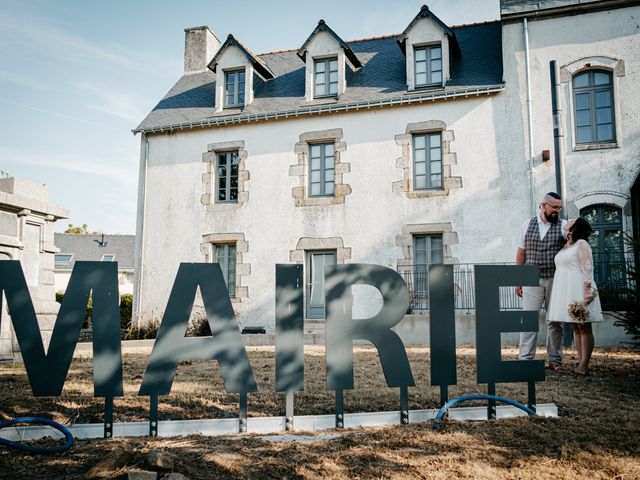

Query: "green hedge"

xmin=120 ymin=293 xmax=133 ymax=329
xmin=55 ymin=291 xmax=133 ymax=330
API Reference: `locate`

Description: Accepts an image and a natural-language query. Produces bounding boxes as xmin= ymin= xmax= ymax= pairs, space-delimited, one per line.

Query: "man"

xmin=515 ymin=192 xmax=567 ymax=369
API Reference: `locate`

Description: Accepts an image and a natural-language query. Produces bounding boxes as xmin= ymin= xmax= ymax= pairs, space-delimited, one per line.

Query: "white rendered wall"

xmin=501 ymin=6 xmax=640 ymax=222
xmin=137 ymin=94 xmax=533 ymax=328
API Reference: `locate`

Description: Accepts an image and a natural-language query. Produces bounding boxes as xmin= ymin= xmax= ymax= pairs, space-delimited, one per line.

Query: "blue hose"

xmin=432 ymin=394 xmax=536 ymax=430
xmin=0 ymin=417 xmax=74 ymax=453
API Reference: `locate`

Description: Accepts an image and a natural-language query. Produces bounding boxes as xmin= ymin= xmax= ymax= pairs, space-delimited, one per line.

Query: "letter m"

xmin=0 ymin=261 xmax=123 ymax=397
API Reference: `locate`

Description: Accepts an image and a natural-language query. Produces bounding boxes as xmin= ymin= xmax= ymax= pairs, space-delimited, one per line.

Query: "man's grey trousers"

xmin=518 ymin=277 xmax=564 ymax=364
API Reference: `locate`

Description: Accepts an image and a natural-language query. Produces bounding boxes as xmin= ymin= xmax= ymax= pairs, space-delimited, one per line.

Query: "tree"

xmin=64 ymin=224 xmax=97 ymax=234
xmin=611 ymin=236 xmax=640 ymax=349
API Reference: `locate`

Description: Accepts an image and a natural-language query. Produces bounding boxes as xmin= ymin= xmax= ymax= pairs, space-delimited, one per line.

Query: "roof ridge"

xmin=346 ymin=33 xmax=399 ymax=44
xmin=258 ymin=47 xmax=298 ymax=56
xmin=450 ymin=19 xmax=500 ymax=29
xmin=258 ymin=33 xmax=399 ymax=57
xmin=256 ymin=21 xmax=498 ymax=58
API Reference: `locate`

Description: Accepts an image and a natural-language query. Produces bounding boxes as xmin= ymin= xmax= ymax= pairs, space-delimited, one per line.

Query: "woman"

xmin=547 ymin=217 xmax=603 ymax=375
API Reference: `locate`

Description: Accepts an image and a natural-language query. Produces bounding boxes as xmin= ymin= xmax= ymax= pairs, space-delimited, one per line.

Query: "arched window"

xmin=573 ymin=70 xmax=615 ymax=144
xmin=580 ymin=205 xmax=624 ymax=286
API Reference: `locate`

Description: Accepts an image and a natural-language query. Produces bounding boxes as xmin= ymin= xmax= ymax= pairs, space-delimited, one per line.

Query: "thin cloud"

xmin=73 ymin=82 xmax=148 ymax=124
xmin=0 ymin=98 xmax=114 ymax=130
xmin=0 ymin=7 xmax=136 ymax=68
xmin=0 ymin=71 xmax=53 ymax=92
xmin=0 ymin=3 xmax=177 ymax=74
xmin=0 ymin=147 xmax=138 ymax=188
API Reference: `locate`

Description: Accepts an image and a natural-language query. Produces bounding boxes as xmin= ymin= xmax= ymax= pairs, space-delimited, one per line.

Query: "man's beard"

xmin=546 ymin=211 xmax=559 ymax=224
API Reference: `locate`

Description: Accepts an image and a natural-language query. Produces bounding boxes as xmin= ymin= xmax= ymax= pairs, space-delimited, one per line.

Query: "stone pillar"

xmin=0 ymin=176 xmax=69 ymax=360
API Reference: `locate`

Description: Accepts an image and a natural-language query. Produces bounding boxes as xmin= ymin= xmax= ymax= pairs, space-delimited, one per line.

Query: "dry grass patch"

xmin=0 ymin=346 xmax=639 ymax=479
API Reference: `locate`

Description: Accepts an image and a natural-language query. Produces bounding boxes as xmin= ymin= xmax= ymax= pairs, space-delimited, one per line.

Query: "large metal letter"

xmin=325 ymin=264 xmax=415 ymax=390
xmin=275 ymin=264 xmax=304 ymax=393
xmin=139 ymin=263 xmax=257 ymax=395
xmin=475 ymin=265 xmax=543 ymax=384
xmin=0 ymin=260 xmax=122 ymax=397
xmin=429 ymin=264 xmax=457 ymax=403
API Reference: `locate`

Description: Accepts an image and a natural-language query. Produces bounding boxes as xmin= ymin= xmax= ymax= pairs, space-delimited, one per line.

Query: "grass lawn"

xmin=0 ymin=345 xmax=639 ymax=479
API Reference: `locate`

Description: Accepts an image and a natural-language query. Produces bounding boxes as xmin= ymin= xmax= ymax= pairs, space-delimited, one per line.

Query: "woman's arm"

xmin=576 ymin=240 xmax=595 ymax=303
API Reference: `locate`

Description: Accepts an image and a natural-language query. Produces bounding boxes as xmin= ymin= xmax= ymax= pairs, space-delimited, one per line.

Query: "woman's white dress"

xmin=547 ymin=239 xmax=603 ymax=323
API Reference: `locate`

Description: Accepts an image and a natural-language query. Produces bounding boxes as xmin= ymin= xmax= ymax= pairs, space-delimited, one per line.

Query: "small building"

xmin=0 ymin=175 xmax=68 ymax=359
xmin=54 ymin=233 xmax=135 ymax=295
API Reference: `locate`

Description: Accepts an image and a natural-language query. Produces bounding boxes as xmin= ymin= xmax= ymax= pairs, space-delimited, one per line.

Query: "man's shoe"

xmin=546 ymin=362 xmax=562 ymax=371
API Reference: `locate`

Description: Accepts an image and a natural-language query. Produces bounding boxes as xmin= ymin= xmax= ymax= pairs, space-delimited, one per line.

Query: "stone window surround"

xmin=290 ymin=128 xmax=352 ymax=207
xmin=560 ymin=56 xmax=625 ymax=152
xmin=289 ymin=237 xmax=352 ymax=265
xmin=393 ymin=120 xmax=461 ymax=198
xmin=289 ymin=237 xmax=351 ymax=323
xmin=571 ymin=190 xmax=631 ymax=236
xmin=200 ymin=232 xmax=250 ymax=303
xmin=201 ymin=140 xmax=249 ymax=212
xmin=395 ymin=223 xmax=459 ymax=271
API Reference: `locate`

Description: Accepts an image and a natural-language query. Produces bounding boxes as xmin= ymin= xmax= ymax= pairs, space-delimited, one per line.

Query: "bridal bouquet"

xmin=568 ymin=290 xmax=598 ymax=323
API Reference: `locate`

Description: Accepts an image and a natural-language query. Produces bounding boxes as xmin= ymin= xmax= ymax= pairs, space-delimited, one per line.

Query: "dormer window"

xmin=208 ymin=34 xmax=275 ymax=113
xmin=225 ymin=69 xmax=246 ymax=107
xmin=414 ymin=45 xmax=442 ymax=87
xmin=298 ymin=20 xmax=362 ymax=102
xmin=314 ymin=58 xmax=338 ymax=98
xmin=397 ymin=6 xmax=459 ymax=91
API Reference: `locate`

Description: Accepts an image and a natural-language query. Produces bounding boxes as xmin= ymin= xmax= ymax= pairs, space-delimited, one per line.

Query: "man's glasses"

xmin=543 ymin=203 xmax=562 ymax=210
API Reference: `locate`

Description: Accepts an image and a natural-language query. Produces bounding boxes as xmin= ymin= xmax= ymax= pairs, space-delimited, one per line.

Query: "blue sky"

xmin=0 ymin=0 xmax=499 ymax=234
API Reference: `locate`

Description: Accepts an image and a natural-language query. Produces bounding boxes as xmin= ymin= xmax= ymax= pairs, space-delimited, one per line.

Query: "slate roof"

xmin=397 ymin=5 xmax=458 ymax=53
xmin=297 ymin=19 xmax=363 ymax=69
xmin=54 ymin=233 xmax=135 ymax=271
xmin=135 ymin=21 xmax=503 ymax=134
xmin=209 ymin=34 xmax=275 ymax=80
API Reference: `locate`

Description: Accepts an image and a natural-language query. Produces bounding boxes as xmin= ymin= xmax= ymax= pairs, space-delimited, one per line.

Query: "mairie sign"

xmin=0 ymin=261 xmax=544 ymax=434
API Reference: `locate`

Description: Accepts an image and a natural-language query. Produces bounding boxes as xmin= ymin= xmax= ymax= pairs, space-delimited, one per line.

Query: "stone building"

xmin=133 ymin=1 xmax=639 ymax=345
xmin=0 ymin=175 xmax=68 ymax=359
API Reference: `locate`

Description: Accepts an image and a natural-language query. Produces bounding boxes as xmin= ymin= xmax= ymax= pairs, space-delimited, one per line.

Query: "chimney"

xmin=184 ymin=26 xmax=220 ymax=74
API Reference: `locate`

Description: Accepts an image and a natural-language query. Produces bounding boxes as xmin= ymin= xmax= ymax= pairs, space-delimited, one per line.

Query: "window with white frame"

xmin=100 ymin=254 xmax=115 ymax=262
xmin=414 ymin=45 xmax=442 ymax=87
xmin=314 ymin=58 xmax=338 ymax=97
xmin=216 ymin=151 xmax=239 ymax=203
xmin=213 ymin=243 xmax=237 ymax=297
xmin=308 ymin=143 xmax=335 ymax=197
xmin=573 ymin=70 xmax=615 ymax=144
xmin=412 ymin=234 xmax=443 ymax=298
xmin=305 ymin=250 xmax=336 ymax=319
xmin=413 ymin=132 xmax=442 ymax=189
xmin=224 ymin=69 xmax=245 ymax=107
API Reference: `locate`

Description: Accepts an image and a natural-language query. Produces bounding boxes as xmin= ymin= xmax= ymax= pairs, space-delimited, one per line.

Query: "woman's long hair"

xmin=571 ymin=217 xmax=593 ymax=242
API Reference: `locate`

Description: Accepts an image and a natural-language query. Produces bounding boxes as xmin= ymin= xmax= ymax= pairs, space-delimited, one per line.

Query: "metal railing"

xmin=398 ymin=254 xmax=637 ymax=313
xmin=398 ymin=263 xmax=521 ymax=313
xmin=591 ymin=250 xmax=637 ymax=311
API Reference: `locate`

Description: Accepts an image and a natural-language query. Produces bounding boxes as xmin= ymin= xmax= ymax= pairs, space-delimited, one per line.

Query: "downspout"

xmin=523 ymin=17 xmax=536 ymax=216
xmin=550 ymin=60 xmax=568 ymax=219
xmin=133 ymin=133 xmax=149 ymax=327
